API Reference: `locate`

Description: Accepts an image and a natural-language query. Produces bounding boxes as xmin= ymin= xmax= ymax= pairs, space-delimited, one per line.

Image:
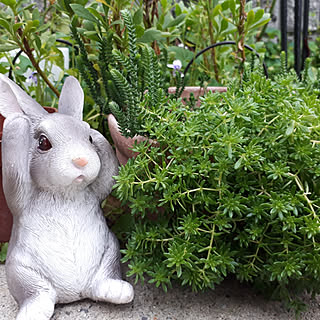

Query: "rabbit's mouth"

xmin=74 ymin=175 xmax=85 ymax=184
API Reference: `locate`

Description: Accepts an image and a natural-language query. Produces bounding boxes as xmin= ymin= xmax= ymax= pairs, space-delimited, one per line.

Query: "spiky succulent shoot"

xmin=71 ymin=10 xmax=164 ymax=137
xmin=250 ymin=53 xmax=255 ymax=73
xmin=280 ymin=51 xmax=288 ymax=76
xmin=109 ymin=101 xmax=129 ymax=137
xmin=302 ymin=58 xmax=311 ymax=83
xmin=110 ymin=68 xmax=140 ymax=137
xmin=120 ymin=9 xmax=138 ymax=89
xmin=98 ymin=33 xmax=113 ymax=100
xmin=106 ymin=9 xmax=164 ymax=137
xmin=71 ymin=24 xmax=106 ymax=113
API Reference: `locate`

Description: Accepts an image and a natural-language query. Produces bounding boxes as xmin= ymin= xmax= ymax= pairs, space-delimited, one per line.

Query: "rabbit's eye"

xmin=38 ymin=135 xmax=52 ymax=151
xmin=89 ymin=135 xmax=93 ymax=144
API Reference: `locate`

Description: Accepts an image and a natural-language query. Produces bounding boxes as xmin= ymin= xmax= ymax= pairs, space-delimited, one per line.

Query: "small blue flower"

xmin=27 ymin=72 xmax=38 ymax=85
xmin=167 ymin=59 xmax=184 ymax=77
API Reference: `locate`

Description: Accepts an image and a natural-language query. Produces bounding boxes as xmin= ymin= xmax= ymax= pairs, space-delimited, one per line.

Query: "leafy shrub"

xmin=114 ymin=68 xmax=320 ymax=311
xmin=0 ymin=0 xmax=72 ymax=104
xmin=173 ymin=0 xmax=270 ymax=86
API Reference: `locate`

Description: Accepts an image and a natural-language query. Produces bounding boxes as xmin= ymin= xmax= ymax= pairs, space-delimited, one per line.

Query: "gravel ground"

xmin=1 ymin=263 xmax=320 ymax=320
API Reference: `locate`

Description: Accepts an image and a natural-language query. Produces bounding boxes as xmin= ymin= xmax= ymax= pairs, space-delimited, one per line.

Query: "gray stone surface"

xmin=2 ymin=263 xmax=320 ymax=320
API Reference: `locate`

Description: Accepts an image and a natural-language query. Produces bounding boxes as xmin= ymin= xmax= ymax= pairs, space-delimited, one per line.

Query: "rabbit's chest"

xmin=13 ymin=195 xmax=110 ymax=294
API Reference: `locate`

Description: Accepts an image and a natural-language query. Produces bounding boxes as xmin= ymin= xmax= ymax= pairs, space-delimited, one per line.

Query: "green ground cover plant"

xmin=114 ymin=63 xmax=320 ymax=313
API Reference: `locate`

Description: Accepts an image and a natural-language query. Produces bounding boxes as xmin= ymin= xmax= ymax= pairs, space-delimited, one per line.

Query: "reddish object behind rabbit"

xmin=0 ymin=113 xmax=11 ymax=242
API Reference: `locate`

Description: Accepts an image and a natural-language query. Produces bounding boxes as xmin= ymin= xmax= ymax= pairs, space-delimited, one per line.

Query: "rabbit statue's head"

xmin=0 ymin=75 xmax=101 ymax=191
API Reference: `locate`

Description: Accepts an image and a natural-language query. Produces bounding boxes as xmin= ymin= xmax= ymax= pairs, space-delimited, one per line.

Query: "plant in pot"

xmin=70 ymin=8 xmax=172 ymax=164
xmin=70 ymin=7 xmax=233 ymax=164
xmin=113 ymin=59 xmax=320 ymax=314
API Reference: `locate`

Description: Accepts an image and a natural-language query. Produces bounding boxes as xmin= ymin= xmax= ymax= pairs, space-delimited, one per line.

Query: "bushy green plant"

xmin=114 ymin=67 xmax=320 ymax=312
xmin=135 ymin=0 xmax=188 ymax=46
xmin=170 ymin=0 xmax=270 ymax=86
xmin=0 ymin=0 xmax=73 ymax=105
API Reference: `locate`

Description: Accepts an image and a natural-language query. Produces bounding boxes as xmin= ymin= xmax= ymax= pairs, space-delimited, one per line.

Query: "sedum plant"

xmin=114 ymin=65 xmax=320 ymax=312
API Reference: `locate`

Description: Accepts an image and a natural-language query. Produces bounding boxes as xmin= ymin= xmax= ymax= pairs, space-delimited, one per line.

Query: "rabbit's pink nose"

xmin=72 ymin=157 xmax=88 ymax=168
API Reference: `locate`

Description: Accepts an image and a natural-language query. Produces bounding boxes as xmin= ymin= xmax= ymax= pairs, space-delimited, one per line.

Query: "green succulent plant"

xmin=114 ymin=63 xmax=320 ymax=314
xmin=71 ymin=8 xmax=166 ymax=138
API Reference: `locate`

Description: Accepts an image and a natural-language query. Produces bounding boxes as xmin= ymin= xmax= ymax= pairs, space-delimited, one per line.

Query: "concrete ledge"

xmin=1 ymin=264 xmax=320 ymax=320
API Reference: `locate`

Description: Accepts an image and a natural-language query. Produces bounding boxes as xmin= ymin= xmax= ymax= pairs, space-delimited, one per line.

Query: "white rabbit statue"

xmin=0 ymin=75 xmax=134 ymax=320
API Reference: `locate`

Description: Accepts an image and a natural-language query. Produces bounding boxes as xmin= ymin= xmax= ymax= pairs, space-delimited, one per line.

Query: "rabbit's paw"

xmin=92 ymin=279 xmax=134 ymax=304
xmin=3 ymin=113 xmax=31 ymax=131
xmin=16 ymin=293 xmax=55 ymax=320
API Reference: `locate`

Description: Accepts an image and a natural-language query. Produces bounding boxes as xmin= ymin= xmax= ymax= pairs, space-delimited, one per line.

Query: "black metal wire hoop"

xmin=183 ymin=40 xmax=269 ymax=79
xmin=175 ymin=40 xmax=268 ymax=99
xmin=8 ymin=39 xmax=78 ymax=81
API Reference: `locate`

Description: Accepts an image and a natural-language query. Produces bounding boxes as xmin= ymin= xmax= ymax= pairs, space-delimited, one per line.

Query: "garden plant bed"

xmin=1 ymin=0 xmax=320 ymax=318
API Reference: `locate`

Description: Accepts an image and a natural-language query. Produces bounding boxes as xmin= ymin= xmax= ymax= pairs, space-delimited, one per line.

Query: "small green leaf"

xmin=36 ymin=24 xmax=50 ymax=33
xmin=135 ymin=25 xmax=145 ymax=38
xmin=0 ymin=44 xmax=19 ymax=52
xmin=248 ymin=14 xmax=271 ymax=30
xmin=13 ymin=22 xmax=23 ymax=33
xmin=87 ymin=8 xmax=107 ymax=26
xmin=234 ymin=157 xmax=242 ymax=169
xmin=83 ymin=31 xmax=100 ymax=41
xmin=253 ymin=9 xmax=264 ymax=23
xmin=285 ymin=121 xmax=295 ymax=136
xmin=229 ymin=0 xmax=236 ymax=17
xmin=221 ymin=0 xmax=230 ymax=11
xmin=0 ymin=18 xmax=11 ymax=33
xmin=70 ymin=4 xmax=98 ymax=23
xmin=227 ymin=144 xmax=233 ymax=159
xmin=22 ymin=20 xmax=36 ymax=38
xmin=246 ymin=10 xmax=255 ymax=27
xmin=138 ymin=29 xmax=163 ymax=43
xmin=212 ymin=4 xmax=222 ymax=17
xmin=133 ymin=8 xmax=143 ymax=25
xmin=0 ymin=0 xmax=15 ymax=9
xmin=220 ymin=18 xmax=228 ymax=32
xmin=175 ymin=3 xmax=182 ymax=16
xmin=165 ymin=14 xmax=186 ymax=29
xmin=34 ymin=35 xmax=42 ymax=51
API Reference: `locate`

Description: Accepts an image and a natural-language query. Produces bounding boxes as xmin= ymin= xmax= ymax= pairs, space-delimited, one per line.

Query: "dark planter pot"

xmin=0 ymin=107 xmax=56 ymax=242
xmin=108 ymin=86 xmax=227 ymax=165
xmin=0 ymin=114 xmax=11 ymax=242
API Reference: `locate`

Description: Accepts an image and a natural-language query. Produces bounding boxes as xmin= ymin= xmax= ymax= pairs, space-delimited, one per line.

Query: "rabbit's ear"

xmin=58 ymin=76 xmax=84 ymax=120
xmin=0 ymin=74 xmax=47 ymax=118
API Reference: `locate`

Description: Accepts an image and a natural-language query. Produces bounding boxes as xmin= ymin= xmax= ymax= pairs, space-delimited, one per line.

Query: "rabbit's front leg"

xmin=89 ymin=129 xmax=119 ymax=201
xmin=6 ymin=262 xmax=56 ymax=320
xmin=16 ymin=293 xmax=55 ymax=320
xmin=88 ymin=232 xmax=134 ymax=304
xmin=2 ymin=114 xmax=32 ymax=212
